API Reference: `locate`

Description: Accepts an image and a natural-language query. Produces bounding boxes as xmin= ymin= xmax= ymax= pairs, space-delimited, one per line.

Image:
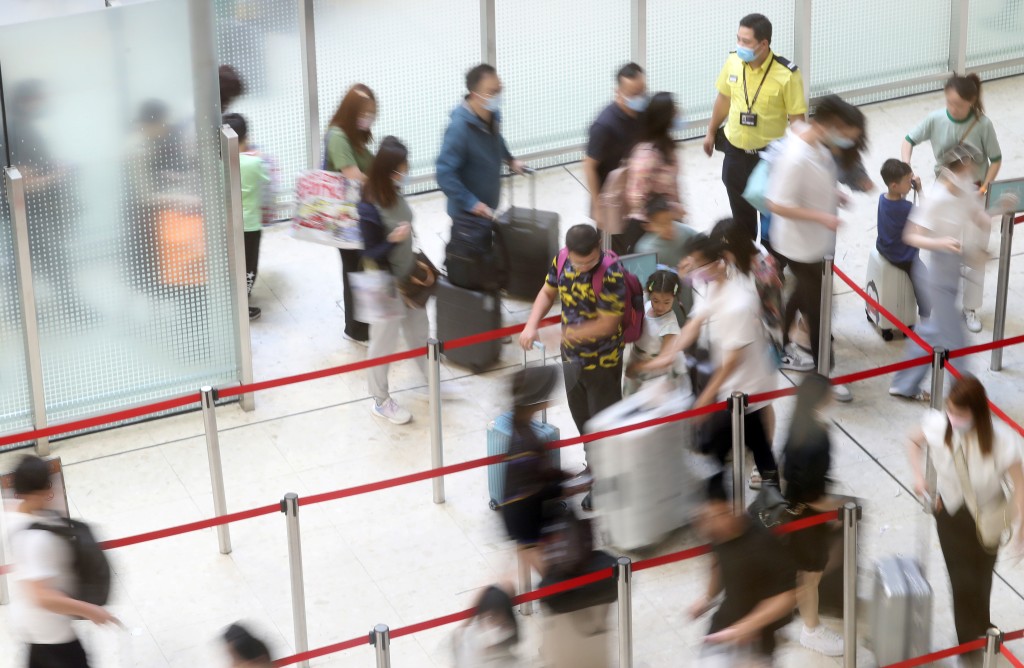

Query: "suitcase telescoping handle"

xmin=523 ymin=340 xmax=548 ymax=423
xmin=507 ymin=166 xmax=537 ymax=218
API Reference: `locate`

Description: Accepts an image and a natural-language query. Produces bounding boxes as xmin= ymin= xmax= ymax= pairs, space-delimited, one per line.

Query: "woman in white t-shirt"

xmin=906 ymin=375 xmax=1024 ymax=650
xmin=624 ymin=269 xmax=682 ymax=395
xmin=642 ymin=218 xmax=779 ymax=484
xmin=766 ymin=95 xmax=866 ymax=403
xmin=889 ymin=145 xmax=1018 ymax=400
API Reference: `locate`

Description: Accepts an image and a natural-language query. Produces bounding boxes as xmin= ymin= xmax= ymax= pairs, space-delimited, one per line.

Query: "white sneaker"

xmin=800 ymin=624 xmax=844 ymax=657
xmin=832 ymin=384 xmax=853 ymax=403
xmin=748 ymin=468 xmax=762 ymax=490
xmin=779 ymin=344 xmax=815 ymax=372
xmin=963 ymin=309 xmax=982 ymax=333
xmin=371 ymin=398 xmax=412 ymax=425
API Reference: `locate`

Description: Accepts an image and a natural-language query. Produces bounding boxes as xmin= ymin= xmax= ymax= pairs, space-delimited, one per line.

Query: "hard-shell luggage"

xmin=585 ymin=379 xmax=706 ymax=550
xmin=865 ymin=247 xmax=918 ymax=341
xmin=869 ymin=556 xmax=932 ymax=665
xmin=496 ymin=169 xmax=560 ymax=300
xmin=540 ymin=603 xmax=612 ymax=668
xmin=435 ymin=276 xmax=502 ymax=371
xmin=486 ymin=343 xmax=559 ymax=509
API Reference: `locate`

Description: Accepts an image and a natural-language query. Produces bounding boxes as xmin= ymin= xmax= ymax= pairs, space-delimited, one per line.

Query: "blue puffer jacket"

xmin=436 ymin=102 xmax=512 ymax=219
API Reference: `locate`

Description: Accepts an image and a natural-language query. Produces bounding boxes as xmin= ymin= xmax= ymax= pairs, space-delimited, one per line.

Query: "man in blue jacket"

xmin=437 ymin=63 xmax=525 ymax=221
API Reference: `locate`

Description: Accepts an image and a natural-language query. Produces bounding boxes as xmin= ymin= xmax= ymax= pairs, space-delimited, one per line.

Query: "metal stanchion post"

xmin=841 ymin=502 xmax=861 ymax=668
xmin=818 ymin=255 xmax=835 ymax=377
xmin=926 ymin=347 xmax=946 ymax=501
xmin=601 ymin=230 xmax=612 ymax=251
xmin=200 ymin=387 xmax=231 ymax=554
xmin=517 ymin=548 xmax=533 ymax=616
xmin=370 ymin=624 xmax=391 ymax=668
xmin=991 ymin=213 xmax=1013 ymax=372
xmin=983 ymin=627 xmax=1002 ymax=668
xmin=730 ymin=392 xmax=747 ymax=515
xmin=427 ymin=339 xmax=445 ymax=504
xmin=617 ymin=557 xmax=634 ymax=668
xmin=282 ymin=493 xmax=309 ymax=668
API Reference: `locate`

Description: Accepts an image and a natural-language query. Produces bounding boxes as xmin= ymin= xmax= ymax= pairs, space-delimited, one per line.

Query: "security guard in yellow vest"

xmin=703 ymin=13 xmax=807 ymax=240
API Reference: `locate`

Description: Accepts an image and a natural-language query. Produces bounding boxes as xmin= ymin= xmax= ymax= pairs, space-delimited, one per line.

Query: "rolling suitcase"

xmin=540 ymin=603 xmax=612 ymax=668
xmin=869 ymin=555 xmax=932 ymax=664
xmin=486 ymin=343 xmax=560 ymax=510
xmin=496 ymin=169 xmax=560 ymax=300
xmin=436 ymin=276 xmax=502 ymax=371
xmin=865 ymin=247 xmax=918 ymax=341
xmin=585 ymin=378 xmax=707 ymax=550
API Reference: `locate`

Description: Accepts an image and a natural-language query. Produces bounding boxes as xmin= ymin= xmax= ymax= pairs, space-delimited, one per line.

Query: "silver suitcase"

xmin=865 ymin=247 xmax=918 ymax=341
xmin=869 ymin=555 xmax=932 ymax=664
xmin=585 ymin=378 xmax=705 ymax=550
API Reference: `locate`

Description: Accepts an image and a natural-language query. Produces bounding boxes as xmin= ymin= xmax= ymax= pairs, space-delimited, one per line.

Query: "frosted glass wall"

xmin=0 ymin=0 xmax=239 ymax=426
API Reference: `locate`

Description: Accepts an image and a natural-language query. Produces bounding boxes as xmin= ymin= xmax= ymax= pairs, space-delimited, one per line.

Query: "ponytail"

xmin=945 ymin=73 xmax=984 ymax=116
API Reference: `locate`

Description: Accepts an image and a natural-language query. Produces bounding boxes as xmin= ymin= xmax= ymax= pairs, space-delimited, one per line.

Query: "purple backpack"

xmin=555 ymin=248 xmax=644 ymax=344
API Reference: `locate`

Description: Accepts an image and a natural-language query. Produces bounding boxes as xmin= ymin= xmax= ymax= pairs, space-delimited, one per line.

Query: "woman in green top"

xmin=326 ymin=83 xmax=378 ymax=344
xmin=901 ymin=74 xmax=1002 ymax=334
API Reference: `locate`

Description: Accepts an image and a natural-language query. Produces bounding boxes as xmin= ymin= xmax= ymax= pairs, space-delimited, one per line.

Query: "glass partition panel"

xmin=0 ymin=141 xmax=34 ymax=444
xmin=967 ymin=0 xmax=1024 ymax=70
xmin=810 ymin=0 xmax=950 ymax=96
xmin=313 ymin=0 xmax=480 ymax=180
xmin=495 ymin=0 xmax=631 ymax=157
xmin=214 ymin=0 xmax=305 ymax=200
xmin=646 ymin=0 xmax=794 ymax=133
xmin=0 ymin=0 xmax=239 ymax=425
xmin=0 ymin=0 xmax=105 ymax=27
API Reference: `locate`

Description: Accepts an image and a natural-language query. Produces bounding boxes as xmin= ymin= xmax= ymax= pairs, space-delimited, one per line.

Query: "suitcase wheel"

xmin=882 ymin=329 xmax=894 ymax=342
xmin=489 ymin=499 xmax=499 ymax=511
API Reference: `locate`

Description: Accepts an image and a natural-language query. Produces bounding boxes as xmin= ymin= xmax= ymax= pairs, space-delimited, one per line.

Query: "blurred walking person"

xmin=7 ymin=456 xmax=119 ymax=668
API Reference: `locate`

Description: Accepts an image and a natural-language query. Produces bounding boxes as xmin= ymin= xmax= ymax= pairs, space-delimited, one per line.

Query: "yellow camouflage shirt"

xmin=546 ymin=253 xmax=626 ymax=370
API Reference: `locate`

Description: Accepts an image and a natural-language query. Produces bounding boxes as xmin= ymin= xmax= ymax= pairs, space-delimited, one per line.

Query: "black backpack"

xmin=29 ymin=517 xmax=111 ymax=607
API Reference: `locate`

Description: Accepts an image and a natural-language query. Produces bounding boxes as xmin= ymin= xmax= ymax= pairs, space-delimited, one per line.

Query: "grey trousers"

xmin=890 ymin=266 xmax=966 ymax=397
xmin=367 ymin=302 xmax=429 ymax=403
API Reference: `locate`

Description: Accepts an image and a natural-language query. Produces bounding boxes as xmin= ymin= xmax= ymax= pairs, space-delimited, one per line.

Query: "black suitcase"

xmin=496 ymin=170 xmax=560 ymax=300
xmin=435 ymin=276 xmax=502 ymax=371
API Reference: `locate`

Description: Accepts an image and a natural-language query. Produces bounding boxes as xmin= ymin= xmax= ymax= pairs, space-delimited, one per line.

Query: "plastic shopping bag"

xmin=291 ymin=169 xmax=364 ymax=249
xmin=349 ymin=270 xmax=405 ymax=323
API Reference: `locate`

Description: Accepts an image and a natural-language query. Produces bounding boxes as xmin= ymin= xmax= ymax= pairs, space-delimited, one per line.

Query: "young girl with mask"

xmin=623 ymin=269 xmax=683 ymax=395
xmin=889 ymin=145 xmax=1017 ymax=401
xmin=906 ymin=375 xmax=1024 ymax=660
xmin=766 ymin=94 xmax=866 ymax=402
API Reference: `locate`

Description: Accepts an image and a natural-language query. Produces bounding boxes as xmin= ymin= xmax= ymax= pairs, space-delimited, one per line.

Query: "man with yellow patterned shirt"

xmin=703 ymin=13 xmax=807 ymax=240
xmin=520 ymin=225 xmax=626 ymax=510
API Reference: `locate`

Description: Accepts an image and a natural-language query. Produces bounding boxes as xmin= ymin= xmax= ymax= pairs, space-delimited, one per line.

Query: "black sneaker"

xmin=581 ymin=491 xmax=593 ymax=512
xmin=248 ymin=306 xmax=262 ymax=321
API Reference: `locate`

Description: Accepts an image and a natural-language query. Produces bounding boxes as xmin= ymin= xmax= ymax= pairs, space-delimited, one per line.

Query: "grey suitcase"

xmin=869 ymin=556 xmax=932 ymax=665
xmin=486 ymin=343 xmax=559 ymax=510
xmin=435 ymin=276 xmax=502 ymax=371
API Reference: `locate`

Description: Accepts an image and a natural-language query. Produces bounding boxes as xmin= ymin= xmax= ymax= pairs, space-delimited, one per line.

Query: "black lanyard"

xmin=742 ymin=56 xmax=775 ymax=113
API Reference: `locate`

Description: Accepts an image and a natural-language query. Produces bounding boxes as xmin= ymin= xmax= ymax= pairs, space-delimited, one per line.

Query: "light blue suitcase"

xmin=486 ymin=343 xmax=560 ymax=510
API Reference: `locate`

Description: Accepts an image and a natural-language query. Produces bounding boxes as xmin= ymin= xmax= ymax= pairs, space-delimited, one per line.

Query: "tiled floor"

xmin=3 ymin=76 xmax=1024 ymax=667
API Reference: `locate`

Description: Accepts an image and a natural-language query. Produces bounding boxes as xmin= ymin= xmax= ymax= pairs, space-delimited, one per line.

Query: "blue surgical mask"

xmin=393 ymin=171 xmax=410 ymax=189
xmin=736 ymin=44 xmax=757 ymax=63
xmin=829 ymin=131 xmax=856 ymax=150
xmin=672 ymin=116 xmax=687 ymax=131
xmin=625 ymin=94 xmax=649 ymax=113
xmin=483 ymin=93 xmax=502 ymax=113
